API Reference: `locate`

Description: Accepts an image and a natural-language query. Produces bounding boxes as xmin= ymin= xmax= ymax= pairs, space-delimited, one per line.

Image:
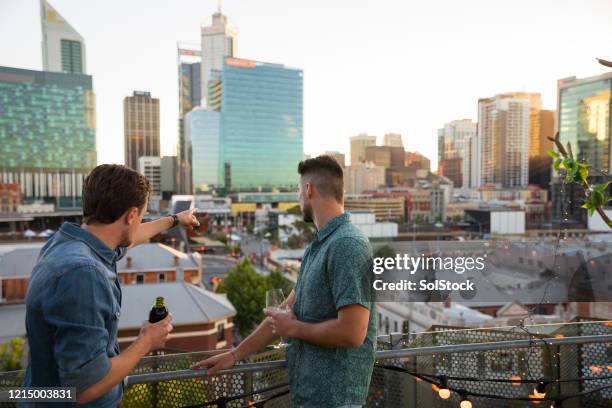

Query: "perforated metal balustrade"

xmin=0 ymin=320 xmax=610 ymax=408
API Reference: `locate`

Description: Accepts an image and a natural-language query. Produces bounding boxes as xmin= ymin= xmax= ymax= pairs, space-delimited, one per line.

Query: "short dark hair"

xmin=297 ymin=155 xmax=344 ymax=202
xmin=82 ymin=164 xmax=150 ymax=224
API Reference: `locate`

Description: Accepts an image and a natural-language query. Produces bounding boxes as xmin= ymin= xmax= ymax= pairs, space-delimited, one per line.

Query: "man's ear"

xmin=125 ymin=207 xmax=140 ymax=225
xmin=306 ymin=181 xmax=314 ymax=199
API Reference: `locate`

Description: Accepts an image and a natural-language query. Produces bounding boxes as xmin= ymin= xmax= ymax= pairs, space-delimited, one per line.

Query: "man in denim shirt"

xmin=193 ymin=156 xmax=376 ymax=408
xmin=21 ymin=164 xmax=200 ymax=407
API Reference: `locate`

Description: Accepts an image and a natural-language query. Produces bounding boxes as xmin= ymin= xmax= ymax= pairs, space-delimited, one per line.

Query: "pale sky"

xmin=1 ymin=0 xmax=611 ymax=169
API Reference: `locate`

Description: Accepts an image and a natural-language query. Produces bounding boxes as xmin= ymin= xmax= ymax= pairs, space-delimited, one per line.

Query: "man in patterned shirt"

xmin=192 ymin=155 xmax=377 ymax=408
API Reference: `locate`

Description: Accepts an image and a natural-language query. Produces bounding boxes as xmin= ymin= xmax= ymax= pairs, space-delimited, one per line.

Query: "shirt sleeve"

xmin=327 ymin=237 xmax=374 ymax=311
xmin=43 ymin=263 xmax=114 ymax=392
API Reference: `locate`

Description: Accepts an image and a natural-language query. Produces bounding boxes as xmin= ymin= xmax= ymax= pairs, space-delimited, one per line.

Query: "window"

xmin=217 ymin=323 xmax=225 ymax=342
xmin=159 ymin=273 xmax=165 ymax=283
xmin=384 ymin=317 xmax=389 ymax=334
xmin=393 ymin=321 xmax=398 ymax=333
xmin=136 ymin=274 xmax=144 ymax=284
xmin=378 ymin=313 xmax=382 ymax=329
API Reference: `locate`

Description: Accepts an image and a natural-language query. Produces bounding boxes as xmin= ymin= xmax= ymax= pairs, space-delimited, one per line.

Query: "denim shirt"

xmin=287 ymin=213 xmax=377 ymax=408
xmin=20 ymin=222 xmax=127 ymax=408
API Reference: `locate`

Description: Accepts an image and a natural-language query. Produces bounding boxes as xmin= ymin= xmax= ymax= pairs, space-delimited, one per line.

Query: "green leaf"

xmin=588 ymin=207 xmax=596 ymax=217
xmin=576 ymin=162 xmax=591 ymax=168
xmin=578 ymin=168 xmax=589 ymax=181
xmin=591 ymin=190 xmax=605 ymax=207
xmin=594 ymin=181 xmax=611 ymax=192
xmin=553 ymin=159 xmax=561 ymax=171
xmin=547 ymin=150 xmax=559 ymax=159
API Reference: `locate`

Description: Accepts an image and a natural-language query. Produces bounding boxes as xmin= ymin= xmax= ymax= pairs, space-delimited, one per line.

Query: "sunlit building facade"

xmin=187 ymin=108 xmax=221 ymax=192
xmin=219 ymin=58 xmax=303 ymax=190
xmin=473 ymin=93 xmax=532 ymax=188
xmin=0 ymin=66 xmax=96 ymax=208
xmin=438 ymin=119 xmax=476 ymax=188
xmin=123 ymin=91 xmax=160 ymax=171
xmin=557 ymin=73 xmax=612 ymax=174
xmin=552 ymin=73 xmax=612 ymax=224
xmin=350 ymin=134 xmax=377 ymax=165
xmin=40 ymin=0 xmax=86 ymax=74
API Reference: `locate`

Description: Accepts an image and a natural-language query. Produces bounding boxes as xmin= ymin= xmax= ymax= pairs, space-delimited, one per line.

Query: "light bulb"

xmin=459 ymin=399 xmax=472 ymax=408
xmin=438 ymin=388 xmax=451 ymax=399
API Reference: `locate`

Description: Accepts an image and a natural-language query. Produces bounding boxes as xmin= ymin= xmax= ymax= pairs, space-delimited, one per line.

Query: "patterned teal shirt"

xmin=287 ymin=212 xmax=377 ymax=408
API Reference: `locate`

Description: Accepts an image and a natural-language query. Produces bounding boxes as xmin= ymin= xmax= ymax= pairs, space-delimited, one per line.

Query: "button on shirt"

xmin=287 ymin=213 xmax=377 ymax=408
xmin=21 ymin=222 xmax=127 ymax=408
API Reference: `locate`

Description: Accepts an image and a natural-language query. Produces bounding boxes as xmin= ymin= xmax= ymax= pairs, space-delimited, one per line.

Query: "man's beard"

xmin=119 ymin=230 xmax=132 ymax=247
xmin=302 ymin=203 xmax=313 ymax=223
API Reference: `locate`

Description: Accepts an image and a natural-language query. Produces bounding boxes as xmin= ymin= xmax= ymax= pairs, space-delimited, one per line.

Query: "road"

xmin=201 ymin=255 xmax=237 ymax=290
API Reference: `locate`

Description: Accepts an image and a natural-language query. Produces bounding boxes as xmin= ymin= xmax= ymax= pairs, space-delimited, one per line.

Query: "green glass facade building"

xmin=553 ymin=72 xmax=612 ymax=224
xmin=557 ymin=73 xmax=612 ymax=173
xmin=0 ymin=65 xmax=96 ymax=208
xmin=189 ymin=58 xmax=303 ymax=192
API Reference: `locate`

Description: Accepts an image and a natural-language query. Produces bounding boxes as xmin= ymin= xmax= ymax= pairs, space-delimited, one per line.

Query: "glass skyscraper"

xmin=0 ymin=65 xmax=96 ymax=207
xmin=220 ymin=58 xmax=303 ymax=191
xmin=558 ymin=73 xmax=612 ymax=174
xmin=191 ymin=57 xmax=303 ymax=192
xmin=187 ymin=107 xmax=221 ymax=192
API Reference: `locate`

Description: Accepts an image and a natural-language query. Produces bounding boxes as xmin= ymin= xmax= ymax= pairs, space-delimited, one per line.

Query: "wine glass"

xmin=266 ymin=288 xmax=289 ymax=348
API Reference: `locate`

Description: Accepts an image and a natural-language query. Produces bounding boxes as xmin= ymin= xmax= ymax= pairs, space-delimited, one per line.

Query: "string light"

xmin=533 ymin=379 xmax=548 ymax=399
xmin=458 ymin=390 xmax=472 ymax=408
xmin=437 ymin=375 xmax=451 ymax=400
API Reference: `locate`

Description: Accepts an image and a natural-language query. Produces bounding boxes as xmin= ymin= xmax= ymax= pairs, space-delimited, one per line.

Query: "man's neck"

xmin=81 ymin=223 xmax=120 ymax=250
xmin=313 ymin=203 xmax=344 ymax=231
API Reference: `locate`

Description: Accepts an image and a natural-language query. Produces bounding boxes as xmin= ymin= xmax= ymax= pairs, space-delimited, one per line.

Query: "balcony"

xmin=1 ymin=319 xmax=610 ymax=407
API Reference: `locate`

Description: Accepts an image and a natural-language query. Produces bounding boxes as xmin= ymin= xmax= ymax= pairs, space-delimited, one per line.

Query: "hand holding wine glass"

xmin=265 ymin=288 xmax=290 ymax=348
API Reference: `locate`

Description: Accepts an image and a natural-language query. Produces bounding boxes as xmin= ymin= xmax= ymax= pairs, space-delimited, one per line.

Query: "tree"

xmin=215 ymin=261 xmax=295 ymax=337
xmin=374 ymin=244 xmax=396 ymax=259
xmin=0 ymin=337 xmax=25 ymax=372
xmin=267 ymin=267 xmax=294 ymax=297
xmin=215 ymin=259 xmax=268 ymax=336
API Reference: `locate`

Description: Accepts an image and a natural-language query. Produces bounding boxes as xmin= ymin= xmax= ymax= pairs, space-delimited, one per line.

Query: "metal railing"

xmin=1 ymin=320 xmax=611 ymax=408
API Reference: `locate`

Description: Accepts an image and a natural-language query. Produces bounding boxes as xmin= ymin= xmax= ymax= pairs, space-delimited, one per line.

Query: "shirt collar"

xmin=59 ymin=222 xmax=119 ymax=265
xmin=315 ymin=212 xmax=350 ymax=242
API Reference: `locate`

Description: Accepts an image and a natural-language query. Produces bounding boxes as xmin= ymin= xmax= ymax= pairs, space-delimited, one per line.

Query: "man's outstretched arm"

xmin=129 ymin=208 xmax=200 ymax=247
xmin=190 ymin=290 xmax=296 ymax=375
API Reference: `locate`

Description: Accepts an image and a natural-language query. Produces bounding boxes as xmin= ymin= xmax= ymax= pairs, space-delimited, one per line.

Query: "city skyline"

xmin=1 ymin=0 xmax=611 ymax=170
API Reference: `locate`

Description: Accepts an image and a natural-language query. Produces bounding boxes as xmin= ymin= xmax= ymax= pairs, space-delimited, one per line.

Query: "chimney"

xmin=174 ymin=255 xmax=179 ymax=267
xmin=127 ymin=256 xmax=132 ymax=269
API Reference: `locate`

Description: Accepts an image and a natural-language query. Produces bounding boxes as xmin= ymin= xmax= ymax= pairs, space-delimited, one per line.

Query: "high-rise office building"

xmin=472 ymin=93 xmax=534 ymax=188
xmin=382 ymin=133 xmax=404 ymax=148
xmin=350 ymin=134 xmax=377 ymax=165
xmin=405 ymin=151 xmax=431 ymax=172
xmin=557 ymin=73 xmax=612 ymax=174
xmin=365 ymin=146 xmax=405 ymax=168
xmin=161 ymin=156 xmax=178 ymax=197
xmin=344 ymin=163 xmax=386 ymax=194
xmin=191 ymin=57 xmax=303 ymax=191
xmin=324 ymin=151 xmax=346 ymax=167
xmin=187 ymin=107 xmax=221 ymax=192
xmin=552 ymin=73 xmax=612 ymax=224
xmin=528 ymin=109 xmax=556 ymax=188
xmin=40 ymin=0 xmax=86 ymax=74
xmin=177 ymin=44 xmax=202 ymax=194
xmin=201 ymin=10 xmax=237 ymax=107
xmin=438 ymin=119 xmax=476 ymax=188
xmin=0 ymin=66 xmax=96 ymax=208
xmin=124 ymin=91 xmax=160 ymax=171
xmin=138 ymin=156 xmax=162 ymax=196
